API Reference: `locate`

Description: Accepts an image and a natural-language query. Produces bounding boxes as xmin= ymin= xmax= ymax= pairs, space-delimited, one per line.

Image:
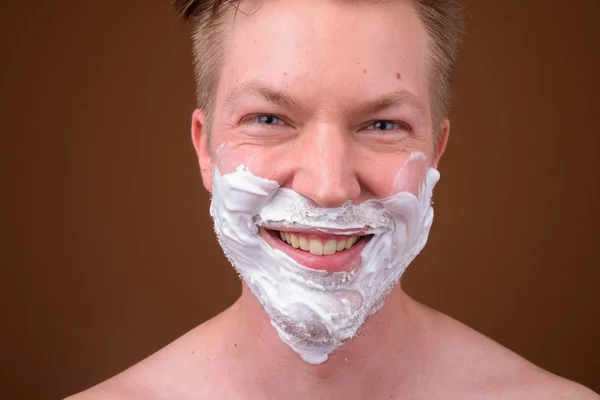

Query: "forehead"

xmin=218 ymin=0 xmax=431 ymax=112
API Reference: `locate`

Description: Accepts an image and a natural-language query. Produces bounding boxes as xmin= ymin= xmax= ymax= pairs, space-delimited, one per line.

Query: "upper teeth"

xmin=279 ymin=231 xmax=359 ymax=256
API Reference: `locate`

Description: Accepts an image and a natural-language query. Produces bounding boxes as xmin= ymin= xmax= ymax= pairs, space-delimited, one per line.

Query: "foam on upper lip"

xmin=264 ymin=225 xmax=367 ymax=236
xmin=258 ymin=222 xmax=380 ymax=237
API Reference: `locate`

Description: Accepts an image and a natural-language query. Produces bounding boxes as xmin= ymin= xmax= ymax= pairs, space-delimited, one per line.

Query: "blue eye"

xmin=364 ymin=120 xmax=413 ymax=134
xmin=256 ymin=115 xmax=283 ymax=125
xmin=370 ymin=120 xmax=397 ymax=131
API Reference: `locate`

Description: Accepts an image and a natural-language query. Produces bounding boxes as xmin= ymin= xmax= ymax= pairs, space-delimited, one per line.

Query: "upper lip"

xmin=261 ymin=226 xmax=368 ymax=237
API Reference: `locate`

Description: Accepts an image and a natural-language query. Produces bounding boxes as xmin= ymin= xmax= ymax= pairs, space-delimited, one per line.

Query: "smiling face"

xmin=193 ymin=0 xmax=449 ymax=273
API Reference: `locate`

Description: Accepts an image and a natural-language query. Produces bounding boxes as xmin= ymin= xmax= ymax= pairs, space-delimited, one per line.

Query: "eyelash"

xmin=240 ymin=114 xmax=288 ymax=127
xmin=364 ymin=120 xmax=413 ymax=134
xmin=241 ymin=114 xmax=412 ymax=134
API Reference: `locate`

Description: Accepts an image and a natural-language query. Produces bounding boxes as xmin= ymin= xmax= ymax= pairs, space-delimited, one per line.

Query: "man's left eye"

xmin=255 ymin=115 xmax=284 ymax=125
xmin=367 ymin=120 xmax=400 ymax=131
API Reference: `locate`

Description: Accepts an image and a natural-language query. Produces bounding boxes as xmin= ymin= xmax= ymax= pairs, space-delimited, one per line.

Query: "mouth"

xmin=259 ymin=227 xmax=372 ymax=273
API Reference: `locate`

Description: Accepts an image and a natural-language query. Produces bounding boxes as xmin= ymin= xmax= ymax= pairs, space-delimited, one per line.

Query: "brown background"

xmin=1 ymin=0 xmax=599 ymax=398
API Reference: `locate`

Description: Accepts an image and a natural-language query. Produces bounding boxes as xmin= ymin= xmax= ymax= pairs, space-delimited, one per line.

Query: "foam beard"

xmin=209 ymin=154 xmax=440 ymax=364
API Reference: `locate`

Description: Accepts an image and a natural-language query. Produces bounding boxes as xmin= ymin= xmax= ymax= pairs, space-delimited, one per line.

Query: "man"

xmin=69 ymin=0 xmax=598 ymax=398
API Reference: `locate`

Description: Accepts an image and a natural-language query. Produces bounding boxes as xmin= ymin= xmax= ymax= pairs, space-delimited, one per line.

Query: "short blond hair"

xmin=174 ymin=0 xmax=465 ymax=131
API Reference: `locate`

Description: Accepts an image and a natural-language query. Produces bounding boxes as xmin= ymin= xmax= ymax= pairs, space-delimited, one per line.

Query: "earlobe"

xmin=191 ymin=109 xmax=213 ymax=192
xmin=432 ymin=119 xmax=450 ymax=169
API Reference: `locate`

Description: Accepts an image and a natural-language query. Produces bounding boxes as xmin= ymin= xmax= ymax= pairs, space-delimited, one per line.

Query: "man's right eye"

xmin=257 ymin=115 xmax=281 ymax=125
xmin=243 ymin=114 xmax=285 ymax=126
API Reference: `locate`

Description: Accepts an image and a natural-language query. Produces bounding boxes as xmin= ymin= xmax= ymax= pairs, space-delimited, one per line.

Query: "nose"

xmin=291 ymin=124 xmax=361 ymax=208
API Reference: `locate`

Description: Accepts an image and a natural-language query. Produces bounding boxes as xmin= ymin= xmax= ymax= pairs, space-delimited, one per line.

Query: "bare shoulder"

xmin=413 ymin=301 xmax=599 ymax=399
xmin=65 ymin=309 xmax=234 ymax=400
xmin=524 ymin=376 xmax=600 ymax=400
xmin=486 ymin=366 xmax=600 ymax=400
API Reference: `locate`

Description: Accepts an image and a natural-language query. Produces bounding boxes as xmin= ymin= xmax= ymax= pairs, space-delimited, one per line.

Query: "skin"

xmin=68 ymin=0 xmax=599 ymax=398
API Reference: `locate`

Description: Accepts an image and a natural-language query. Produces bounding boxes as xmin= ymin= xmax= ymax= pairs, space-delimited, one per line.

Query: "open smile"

xmin=259 ymin=227 xmax=372 ymax=272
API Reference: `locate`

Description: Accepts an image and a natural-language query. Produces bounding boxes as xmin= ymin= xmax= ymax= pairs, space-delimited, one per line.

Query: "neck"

xmin=231 ymin=282 xmax=421 ymax=399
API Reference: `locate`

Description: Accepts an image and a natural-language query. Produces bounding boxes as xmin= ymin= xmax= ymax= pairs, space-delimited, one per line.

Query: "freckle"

xmin=363 ymin=69 xmax=367 ymax=74
xmin=396 ymin=72 xmax=401 ymax=80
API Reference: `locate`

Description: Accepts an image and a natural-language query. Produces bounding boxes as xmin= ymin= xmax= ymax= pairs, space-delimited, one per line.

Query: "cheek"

xmin=392 ymin=159 xmax=429 ymax=196
xmin=211 ymin=138 xmax=299 ymax=181
xmin=358 ymin=151 xmax=431 ymax=199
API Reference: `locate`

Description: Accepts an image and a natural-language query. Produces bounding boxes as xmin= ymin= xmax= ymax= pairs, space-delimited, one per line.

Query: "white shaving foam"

xmin=209 ymin=153 xmax=440 ymax=364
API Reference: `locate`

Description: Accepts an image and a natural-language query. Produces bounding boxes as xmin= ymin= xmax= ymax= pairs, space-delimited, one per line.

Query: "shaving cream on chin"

xmin=209 ymin=157 xmax=440 ymax=364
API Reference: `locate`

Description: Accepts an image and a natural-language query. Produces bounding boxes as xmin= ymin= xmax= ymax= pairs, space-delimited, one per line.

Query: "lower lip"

xmin=259 ymin=228 xmax=368 ymax=273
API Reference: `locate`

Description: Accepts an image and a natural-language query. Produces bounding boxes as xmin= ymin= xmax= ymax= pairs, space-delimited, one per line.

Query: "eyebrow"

xmin=223 ymin=80 xmax=301 ymax=112
xmin=223 ymin=79 xmax=426 ymax=116
xmin=355 ymin=89 xmax=427 ymax=117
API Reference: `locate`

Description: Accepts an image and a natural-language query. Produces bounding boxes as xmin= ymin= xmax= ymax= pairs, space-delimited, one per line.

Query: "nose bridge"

xmin=297 ymin=123 xmax=360 ymax=208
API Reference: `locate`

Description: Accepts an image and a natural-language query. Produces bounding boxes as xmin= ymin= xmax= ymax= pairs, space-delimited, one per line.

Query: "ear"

xmin=432 ymin=118 xmax=450 ymax=169
xmin=191 ymin=109 xmax=213 ymax=192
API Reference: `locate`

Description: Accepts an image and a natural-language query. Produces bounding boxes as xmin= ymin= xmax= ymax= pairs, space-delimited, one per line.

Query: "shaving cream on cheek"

xmin=209 ymin=154 xmax=440 ymax=364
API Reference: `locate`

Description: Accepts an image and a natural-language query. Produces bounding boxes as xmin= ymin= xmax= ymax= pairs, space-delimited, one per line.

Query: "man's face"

xmin=195 ymin=0 xmax=448 ymax=271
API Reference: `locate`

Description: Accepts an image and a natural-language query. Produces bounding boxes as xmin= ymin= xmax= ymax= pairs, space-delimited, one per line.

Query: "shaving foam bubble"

xmin=209 ymin=153 xmax=439 ymax=364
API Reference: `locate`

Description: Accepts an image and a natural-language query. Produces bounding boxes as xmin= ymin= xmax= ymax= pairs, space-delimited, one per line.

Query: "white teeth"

xmin=277 ymin=231 xmax=360 ymax=255
xmin=323 ymin=240 xmax=337 ymax=256
xmin=309 ymin=240 xmax=324 ymax=256
xmin=299 ymin=237 xmax=309 ymax=251
xmin=344 ymin=236 xmax=356 ymax=250
xmin=290 ymin=234 xmax=300 ymax=249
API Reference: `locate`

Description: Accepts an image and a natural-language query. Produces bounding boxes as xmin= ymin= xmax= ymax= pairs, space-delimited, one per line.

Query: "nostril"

xmin=291 ymin=162 xmax=361 ymax=208
xmin=313 ymin=197 xmax=348 ymax=209
xmin=312 ymin=186 xmax=358 ymax=208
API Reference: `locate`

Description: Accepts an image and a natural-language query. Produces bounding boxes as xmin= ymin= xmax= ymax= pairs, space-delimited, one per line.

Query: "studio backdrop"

xmin=1 ymin=0 xmax=598 ymax=398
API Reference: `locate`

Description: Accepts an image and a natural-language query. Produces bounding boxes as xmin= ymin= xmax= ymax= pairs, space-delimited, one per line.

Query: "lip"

xmin=261 ymin=226 xmax=369 ymax=236
xmin=259 ymin=227 xmax=370 ymax=273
